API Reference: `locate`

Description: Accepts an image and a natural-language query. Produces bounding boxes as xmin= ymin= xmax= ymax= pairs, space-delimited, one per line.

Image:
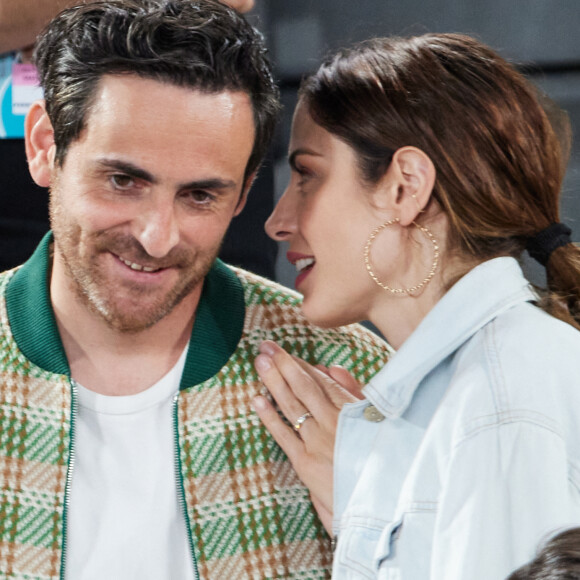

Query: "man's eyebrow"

xmin=182 ymin=178 xmax=238 ymax=192
xmin=96 ymin=159 xmax=157 ymax=184
xmin=288 ymin=148 xmax=322 ymax=170
xmin=95 ymin=159 xmax=237 ymax=191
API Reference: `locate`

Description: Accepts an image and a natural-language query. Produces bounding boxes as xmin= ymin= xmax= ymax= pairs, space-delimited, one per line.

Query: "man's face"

xmin=45 ymin=74 xmax=255 ymax=333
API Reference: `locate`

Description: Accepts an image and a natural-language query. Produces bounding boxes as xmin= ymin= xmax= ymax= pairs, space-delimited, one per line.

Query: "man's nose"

xmin=133 ymin=197 xmax=180 ymax=259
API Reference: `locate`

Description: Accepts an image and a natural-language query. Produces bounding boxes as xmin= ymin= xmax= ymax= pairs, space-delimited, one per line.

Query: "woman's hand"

xmin=253 ymin=340 xmax=362 ymax=534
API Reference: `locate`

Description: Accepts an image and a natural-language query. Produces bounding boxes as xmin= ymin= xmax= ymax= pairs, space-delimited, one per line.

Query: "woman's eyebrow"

xmin=288 ymin=148 xmax=323 ymax=169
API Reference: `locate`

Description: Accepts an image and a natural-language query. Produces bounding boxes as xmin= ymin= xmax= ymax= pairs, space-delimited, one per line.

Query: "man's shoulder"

xmin=232 ymin=265 xmax=302 ymax=306
xmin=0 ymin=267 xmax=17 ymax=305
xmin=230 ymin=266 xmax=392 ymax=381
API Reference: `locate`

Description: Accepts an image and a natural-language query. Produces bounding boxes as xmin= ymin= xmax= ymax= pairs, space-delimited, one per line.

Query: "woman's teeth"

xmin=295 ymin=257 xmax=315 ymax=272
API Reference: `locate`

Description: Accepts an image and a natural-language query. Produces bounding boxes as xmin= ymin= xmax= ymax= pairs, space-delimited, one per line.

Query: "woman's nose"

xmin=264 ymin=188 xmax=298 ymax=241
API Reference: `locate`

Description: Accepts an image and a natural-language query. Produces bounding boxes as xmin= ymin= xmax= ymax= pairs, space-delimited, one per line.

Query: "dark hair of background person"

xmin=298 ymin=33 xmax=580 ymax=329
xmin=33 ymin=0 xmax=281 ymax=182
xmin=507 ymin=527 xmax=580 ymax=579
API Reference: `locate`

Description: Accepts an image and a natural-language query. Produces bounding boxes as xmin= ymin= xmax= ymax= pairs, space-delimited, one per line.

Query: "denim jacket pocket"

xmin=374 ymin=518 xmax=402 ymax=568
xmin=337 ymin=519 xmax=402 ymax=579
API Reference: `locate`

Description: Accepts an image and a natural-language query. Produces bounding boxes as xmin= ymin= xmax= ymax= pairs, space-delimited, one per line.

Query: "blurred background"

xmin=249 ymin=0 xmax=580 ymax=289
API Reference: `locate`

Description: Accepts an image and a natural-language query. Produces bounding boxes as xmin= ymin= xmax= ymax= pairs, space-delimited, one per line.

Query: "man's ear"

xmin=233 ymin=171 xmax=257 ymax=216
xmin=373 ymin=146 xmax=436 ymax=226
xmin=25 ymin=100 xmax=56 ymax=188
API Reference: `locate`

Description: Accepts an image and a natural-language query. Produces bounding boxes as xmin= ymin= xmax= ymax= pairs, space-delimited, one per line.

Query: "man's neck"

xmin=51 ymin=263 xmax=200 ymax=397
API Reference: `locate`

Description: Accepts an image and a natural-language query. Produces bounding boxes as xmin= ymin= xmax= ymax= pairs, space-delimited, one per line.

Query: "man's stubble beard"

xmin=49 ymin=188 xmax=220 ymax=334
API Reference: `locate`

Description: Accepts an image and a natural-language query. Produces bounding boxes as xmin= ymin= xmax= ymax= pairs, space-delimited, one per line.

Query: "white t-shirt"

xmin=66 ymin=347 xmax=196 ymax=580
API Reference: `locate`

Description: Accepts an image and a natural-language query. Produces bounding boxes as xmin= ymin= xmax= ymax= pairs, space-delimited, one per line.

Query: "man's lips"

xmin=113 ymin=253 xmax=170 ymax=273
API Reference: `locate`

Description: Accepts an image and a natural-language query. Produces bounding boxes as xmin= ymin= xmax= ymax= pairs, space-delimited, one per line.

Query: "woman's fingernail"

xmin=259 ymin=341 xmax=276 ymax=356
xmin=252 ymin=395 xmax=268 ymax=411
xmin=255 ymin=354 xmax=271 ymax=372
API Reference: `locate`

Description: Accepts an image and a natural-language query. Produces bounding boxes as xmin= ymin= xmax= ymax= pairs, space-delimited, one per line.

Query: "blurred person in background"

xmin=508 ymin=528 xmax=580 ymax=579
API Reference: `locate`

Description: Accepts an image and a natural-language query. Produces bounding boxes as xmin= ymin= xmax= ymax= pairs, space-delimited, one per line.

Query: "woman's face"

xmin=265 ymin=103 xmax=388 ymax=327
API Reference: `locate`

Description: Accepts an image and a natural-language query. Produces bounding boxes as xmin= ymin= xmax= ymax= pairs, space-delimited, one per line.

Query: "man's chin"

xmin=65 ymin=247 xmax=214 ymax=333
xmin=103 ymin=317 xmax=163 ymax=334
xmin=94 ymin=304 xmax=177 ymax=333
xmin=87 ymin=290 xmax=193 ymax=334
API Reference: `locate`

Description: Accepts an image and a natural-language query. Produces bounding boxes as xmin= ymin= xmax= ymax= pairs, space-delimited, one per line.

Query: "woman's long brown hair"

xmin=300 ymin=33 xmax=580 ymax=328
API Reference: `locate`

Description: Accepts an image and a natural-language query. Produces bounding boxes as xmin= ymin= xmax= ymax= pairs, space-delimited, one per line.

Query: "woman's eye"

xmin=294 ymin=164 xmax=309 ymax=177
xmin=295 ymin=166 xmax=314 ymax=187
xmin=110 ymin=174 xmax=136 ymax=190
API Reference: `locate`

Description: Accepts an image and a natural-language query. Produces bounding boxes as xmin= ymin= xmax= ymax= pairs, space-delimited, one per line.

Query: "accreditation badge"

xmin=0 ymin=53 xmax=43 ymax=138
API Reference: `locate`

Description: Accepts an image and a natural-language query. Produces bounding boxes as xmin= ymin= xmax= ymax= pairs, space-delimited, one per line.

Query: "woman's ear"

xmin=373 ymin=146 xmax=436 ymax=226
xmin=25 ymin=100 xmax=56 ymax=188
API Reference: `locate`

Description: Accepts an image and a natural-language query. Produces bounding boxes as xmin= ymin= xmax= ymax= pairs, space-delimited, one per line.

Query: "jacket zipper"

xmin=59 ymin=379 xmax=78 ymax=580
xmin=58 ymin=387 xmax=199 ymax=578
xmin=173 ymin=393 xmax=200 ymax=580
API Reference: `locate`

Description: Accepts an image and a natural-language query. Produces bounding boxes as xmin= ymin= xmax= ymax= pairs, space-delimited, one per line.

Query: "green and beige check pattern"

xmin=0 ymin=265 xmax=390 ymax=579
xmin=0 ymin=269 xmax=71 ymax=579
xmin=177 ymin=268 xmax=389 ymax=579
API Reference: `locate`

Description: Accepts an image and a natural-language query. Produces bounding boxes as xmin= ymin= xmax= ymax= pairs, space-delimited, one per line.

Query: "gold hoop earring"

xmin=364 ymin=218 xmax=440 ymax=296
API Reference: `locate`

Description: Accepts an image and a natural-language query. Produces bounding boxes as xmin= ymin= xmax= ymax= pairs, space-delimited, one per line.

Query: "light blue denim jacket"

xmin=332 ymin=257 xmax=580 ymax=579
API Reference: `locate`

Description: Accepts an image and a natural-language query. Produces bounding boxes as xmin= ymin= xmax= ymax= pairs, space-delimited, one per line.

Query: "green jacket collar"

xmin=6 ymin=232 xmax=245 ymax=388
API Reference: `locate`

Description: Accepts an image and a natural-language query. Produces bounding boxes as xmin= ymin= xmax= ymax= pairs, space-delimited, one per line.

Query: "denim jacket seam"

xmin=484 ymin=319 xmax=511 ymax=414
xmin=454 ymin=411 xmax=565 ymax=450
xmin=401 ymin=500 xmax=438 ymax=513
xmin=566 ymin=458 xmax=580 ymax=493
xmin=338 ymin=514 xmax=392 ymax=532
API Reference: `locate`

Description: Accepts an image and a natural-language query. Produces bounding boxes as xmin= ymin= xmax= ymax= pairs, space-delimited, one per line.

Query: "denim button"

xmin=363 ymin=405 xmax=385 ymax=422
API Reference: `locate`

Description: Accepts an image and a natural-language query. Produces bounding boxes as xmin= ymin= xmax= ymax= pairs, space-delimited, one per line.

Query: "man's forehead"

xmin=67 ymin=74 xmax=256 ymax=183
xmin=88 ymin=73 xmax=253 ymax=117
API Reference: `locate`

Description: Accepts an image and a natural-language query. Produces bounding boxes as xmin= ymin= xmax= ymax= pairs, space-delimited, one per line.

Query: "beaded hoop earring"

xmin=364 ymin=218 xmax=440 ymax=295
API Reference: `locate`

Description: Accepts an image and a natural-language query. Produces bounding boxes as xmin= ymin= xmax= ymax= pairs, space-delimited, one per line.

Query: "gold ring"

xmin=293 ymin=412 xmax=313 ymax=431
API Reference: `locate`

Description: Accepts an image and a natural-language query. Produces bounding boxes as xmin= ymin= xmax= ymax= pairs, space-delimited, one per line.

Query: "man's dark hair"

xmin=34 ymin=0 xmax=280 ymax=179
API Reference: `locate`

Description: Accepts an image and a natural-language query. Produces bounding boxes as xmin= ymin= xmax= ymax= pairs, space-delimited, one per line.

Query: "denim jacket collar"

xmin=364 ymin=257 xmax=536 ymax=418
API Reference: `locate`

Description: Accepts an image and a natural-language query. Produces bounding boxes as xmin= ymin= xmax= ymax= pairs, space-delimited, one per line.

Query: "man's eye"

xmin=110 ymin=174 xmax=136 ymax=190
xmin=188 ymin=190 xmax=215 ymax=204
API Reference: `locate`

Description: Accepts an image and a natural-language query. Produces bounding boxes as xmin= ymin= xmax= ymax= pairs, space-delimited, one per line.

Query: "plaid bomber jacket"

xmin=0 ymin=233 xmax=390 ymax=580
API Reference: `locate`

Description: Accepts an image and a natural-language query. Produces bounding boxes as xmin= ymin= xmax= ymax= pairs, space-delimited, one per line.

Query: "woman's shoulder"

xmin=455 ymin=300 xmax=580 ymax=369
xmin=485 ymin=301 xmax=580 ymax=367
xmin=437 ymin=302 xmax=580 ymax=438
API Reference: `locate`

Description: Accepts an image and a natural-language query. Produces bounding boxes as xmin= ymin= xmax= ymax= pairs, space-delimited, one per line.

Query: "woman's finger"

xmin=254 ymin=352 xmax=314 ymax=434
xmin=327 ymin=365 xmax=365 ymax=400
xmin=310 ymin=494 xmax=333 ymax=535
xmin=253 ymin=393 xmax=335 ymax=519
xmin=252 ymin=395 xmax=305 ymax=462
xmin=260 ymin=341 xmax=341 ymax=409
xmin=258 ymin=341 xmax=330 ymax=412
xmin=290 ymin=356 xmax=360 ymax=414
xmin=258 ymin=341 xmax=358 ymax=429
